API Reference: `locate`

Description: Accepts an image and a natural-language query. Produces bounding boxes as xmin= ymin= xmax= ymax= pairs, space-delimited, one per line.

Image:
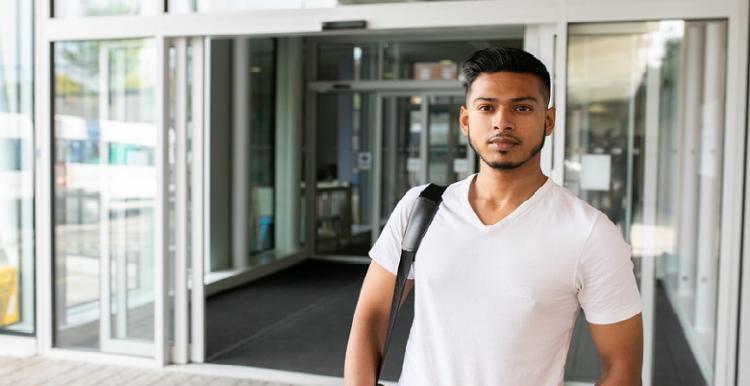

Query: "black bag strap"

xmin=375 ymin=183 xmax=447 ymax=385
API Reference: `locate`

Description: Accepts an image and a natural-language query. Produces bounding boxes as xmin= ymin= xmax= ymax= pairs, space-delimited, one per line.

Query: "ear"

xmin=460 ymin=105 xmax=470 ymax=137
xmin=544 ymin=106 xmax=556 ymax=136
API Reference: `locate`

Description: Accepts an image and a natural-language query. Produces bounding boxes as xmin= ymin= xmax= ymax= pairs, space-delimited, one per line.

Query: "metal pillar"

xmin=694 ymin=21 xmax=726 ymax=333
xmin=677 ymin=23 xmax=704 ymax=298
xmin=275 ymin=37 xmax=303 ymax=254
xmin=232 ymin=38 xmax=250 ymax=270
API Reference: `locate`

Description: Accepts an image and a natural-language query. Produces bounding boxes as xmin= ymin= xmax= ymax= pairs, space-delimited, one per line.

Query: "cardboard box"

xmin=414 ymin=61 xmax=458 ymax=80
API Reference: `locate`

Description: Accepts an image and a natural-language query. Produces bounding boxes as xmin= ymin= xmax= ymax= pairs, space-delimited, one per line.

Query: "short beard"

xmin=468 ymin=127 xmax=546 ymax=170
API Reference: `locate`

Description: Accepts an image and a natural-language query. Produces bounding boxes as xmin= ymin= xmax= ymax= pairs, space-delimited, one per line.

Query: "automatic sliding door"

xmin=380 ymin=95 xmax=424 ymax=226
xmin=426 ymin=95 xmax=473 ymax=185
xmin=564 ymin=21 xmax=728 ymax=386
xmin=379 ymin=93 xmax=472 ymax=224
xmin=315 ymin=93 xmax=376 ymax=256
xmin=53 ymin=39 xmax=157 ymax=356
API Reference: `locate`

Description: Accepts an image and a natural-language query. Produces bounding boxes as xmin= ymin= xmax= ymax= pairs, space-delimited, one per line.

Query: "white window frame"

xmin=27 ymin=2 xmax=747 ymax=386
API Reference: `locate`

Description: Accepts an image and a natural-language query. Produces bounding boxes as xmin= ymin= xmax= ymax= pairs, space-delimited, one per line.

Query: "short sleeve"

xmin=368 ymin=185 xmax=426 ymax=279
xmin=576 ymin=213 xmax=642 ymax=324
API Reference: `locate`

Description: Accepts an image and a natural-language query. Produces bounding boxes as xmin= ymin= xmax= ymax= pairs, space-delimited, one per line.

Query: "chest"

xmin=412 ymin=209 xmax=582 ymax=311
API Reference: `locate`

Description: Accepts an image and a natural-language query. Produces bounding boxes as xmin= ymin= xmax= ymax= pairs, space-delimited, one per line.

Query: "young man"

xmin=344 ymin=47 xmax=643 ymax=386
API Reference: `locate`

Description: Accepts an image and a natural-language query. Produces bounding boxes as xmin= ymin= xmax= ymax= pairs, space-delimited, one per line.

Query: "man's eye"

xmin=515 ymin=105 xmax=532 ymax=112
xmin=478 ymin=105 xmax=493 ymax=111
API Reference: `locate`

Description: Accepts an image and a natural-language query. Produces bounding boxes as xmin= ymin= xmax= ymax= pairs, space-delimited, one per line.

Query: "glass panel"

xmin=54 ymin=0 xmax=160 ymax=18
xmin=315 ymin=93 xmax=375 ymax=255
xmin=380 ymin=95 xmax=422 ymax=221
xmin=0 ymin=0 xmax=34 ymax=334
xmin=427 ymin=95 xmax=469 ymax=185
xmin=54 ymin=39 xmax=156 ymax=354
xmin=183 ymin=0 xmax=493 ymax=12
xmin=204 ymin=38 xmax=278 ymax=275
xmin=382 ymin=39 xmax=521 ymax=80
xmin=249 ymin=38 xmax=276 ymax=255
xmin=565 ymin=20 xmax=727 ymax=385
xmin=317 ymin=43 xmax=379 ymax=81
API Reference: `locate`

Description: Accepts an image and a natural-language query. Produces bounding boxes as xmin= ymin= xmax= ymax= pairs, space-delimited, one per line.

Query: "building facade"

xmin=0 ymin=0 xmax=749 ymax=385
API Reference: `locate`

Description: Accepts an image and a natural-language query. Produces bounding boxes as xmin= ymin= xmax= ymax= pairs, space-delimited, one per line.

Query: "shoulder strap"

xmin=376 ymin=183 xmax=447 ymax=385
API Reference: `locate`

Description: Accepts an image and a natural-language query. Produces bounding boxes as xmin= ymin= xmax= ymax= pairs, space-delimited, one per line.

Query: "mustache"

xmin=486 ymin=134 xmax=520 ymax=144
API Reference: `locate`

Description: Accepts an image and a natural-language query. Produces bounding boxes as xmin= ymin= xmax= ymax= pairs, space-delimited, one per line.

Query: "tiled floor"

xmin=0 ymin=356 xmax=298 ymax=386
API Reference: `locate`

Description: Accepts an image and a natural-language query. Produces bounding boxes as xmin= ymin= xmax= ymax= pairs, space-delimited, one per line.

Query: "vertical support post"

xmin=551 ymin=20 xmax=567 ymax=185
xmin=371 ymin=96 xmax=383 ymax=244
xmin=640 ymin=55 xmax=662 ymax=386
xmin=384 ymin=96 xmax=398 ymax=213
xmin=623 ymin=35 xmax=637 ymax=244
xmin=97 ymin=42 xmax=115 ymax=350
xmin=525 ymin=24 xmax=557 ymax=176
xmin=419 ymin=95 xmax=428 ymax=184
xmin=34 ymin=0 xmax=52 ymax=354
xmin=304 ymin=43 xmax=318 ymax=256
xmin=677 ymin=23 xmax=704 ymax=299
xmin=173 ymin=38 xmax=189 ymax=365
xmin=190 ymin=36 xmax=206 ymax=364
xmin=232 ymin=38 xmax=250 ymax=270
xmin=154 ymin=34 xmax=171 ymax=366
xmin=275 ymin=37 xmax=302 ymax=254
xmin=694 ymin=21 xmax=726 ymax=333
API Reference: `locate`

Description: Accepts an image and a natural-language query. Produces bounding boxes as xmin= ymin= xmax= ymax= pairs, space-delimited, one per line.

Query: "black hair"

xmin=461 ymin=47 xmax=551 ymax=105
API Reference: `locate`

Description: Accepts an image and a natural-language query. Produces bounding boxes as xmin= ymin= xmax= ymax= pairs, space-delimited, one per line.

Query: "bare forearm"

xmin=344 ymin=314 xmax=387 ymax=386
xmin=596 ymin=365 xmax=641 ymax=386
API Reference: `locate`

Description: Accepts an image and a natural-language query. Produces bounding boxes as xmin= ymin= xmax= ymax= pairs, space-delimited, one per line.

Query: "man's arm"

xmin=344 ymin=261 xmax=413 ymax=386
xmin=589 ymin=313 xmax=643 ymax=386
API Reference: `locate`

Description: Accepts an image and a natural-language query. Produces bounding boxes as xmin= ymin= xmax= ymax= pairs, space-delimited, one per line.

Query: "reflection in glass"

xmin=249 ymin=38 xmax=276 ymax=254
xmin=316 ymin=93 xmax=374 ymax=255
xmin=317 ymin=43 xmax=379 ymax=81
xmin=179 ymin=0 xmax=493 ymax=12
xmin=0 ymin=0 xmax=34 ymax=334
xmin=316 ymin=38 xmax=523 ymax=82
xmin=427 ymin=95 xmax=470 ymax=185
xmin=380 ymin=94 xmax=471 ymax=221
xmin=54 ymin=39 xmax=156 ymax=354
xmin=204 ymin=38 xmax=278 ymax=275
xmin=382 ymin=40 xmax=521 ymax=80
xmin=381 ymin=96 xmax=422 ymax=221
xmin=565 ymin=20 xmax=727 ymax=384
xmin=54 ymin=0 xmax=160 ymax=18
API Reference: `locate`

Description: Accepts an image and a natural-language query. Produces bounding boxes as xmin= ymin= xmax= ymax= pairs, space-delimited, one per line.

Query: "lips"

xmin=488 ymin=136 xmax=519 ymax=151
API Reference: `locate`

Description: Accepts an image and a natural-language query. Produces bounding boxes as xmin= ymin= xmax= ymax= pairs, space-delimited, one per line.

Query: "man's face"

xmin=460 ymin=71 xmax=555 ymax=171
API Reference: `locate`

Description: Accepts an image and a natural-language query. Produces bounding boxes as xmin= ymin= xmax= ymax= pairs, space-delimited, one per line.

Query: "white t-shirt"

xmin=370 ymin=174 xmax=642 ymax=386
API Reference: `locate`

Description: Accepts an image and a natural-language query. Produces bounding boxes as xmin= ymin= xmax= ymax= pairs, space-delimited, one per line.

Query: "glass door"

xmin=426 ymin=94 xmax=474 ymax=185
xmin=53 ymin=39 xmax=157 ymax=356
xmin=379 ymin=94 xmax=424 ymax=227
xmin=314 ymin=92 xmax=377 ymax=256
xmin=564 ymin=21 xmax=728 ymax=386
xmin=377 ymin=92 xmax=473 ymax=234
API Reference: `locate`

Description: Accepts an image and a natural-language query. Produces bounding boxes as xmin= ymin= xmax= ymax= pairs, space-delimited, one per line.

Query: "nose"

xmin=492 ymin=106 xmax=514 ymax=132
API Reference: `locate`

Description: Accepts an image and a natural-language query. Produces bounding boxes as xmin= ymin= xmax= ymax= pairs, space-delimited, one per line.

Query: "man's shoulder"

xmin=545 ymin=181 xmax=609 ymax=230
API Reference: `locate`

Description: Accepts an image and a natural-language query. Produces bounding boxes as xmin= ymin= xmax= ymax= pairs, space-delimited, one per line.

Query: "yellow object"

xmin=0 ymin=265 xmax=19 ymax=327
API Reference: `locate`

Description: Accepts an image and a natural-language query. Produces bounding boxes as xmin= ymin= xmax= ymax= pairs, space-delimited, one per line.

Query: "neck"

xmin=473 ymin=157 xmax=547 ymax=204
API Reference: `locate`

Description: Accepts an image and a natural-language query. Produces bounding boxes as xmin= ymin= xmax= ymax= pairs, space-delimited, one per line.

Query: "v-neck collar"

xmin=462 ymin=173 xmax=553 ymax=232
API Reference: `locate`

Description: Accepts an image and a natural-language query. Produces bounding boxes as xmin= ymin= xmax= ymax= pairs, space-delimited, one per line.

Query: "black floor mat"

xmin=206 ymin=259 xmax=413 ymax=381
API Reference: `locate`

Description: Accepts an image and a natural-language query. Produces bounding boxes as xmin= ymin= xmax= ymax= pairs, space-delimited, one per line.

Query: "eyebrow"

xmin=472 ymin=96 xmax=539 ymax=104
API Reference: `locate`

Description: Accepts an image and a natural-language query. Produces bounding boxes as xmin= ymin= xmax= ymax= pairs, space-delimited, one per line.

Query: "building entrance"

xmin=313 ymin=91 xmax=473 ymax=256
